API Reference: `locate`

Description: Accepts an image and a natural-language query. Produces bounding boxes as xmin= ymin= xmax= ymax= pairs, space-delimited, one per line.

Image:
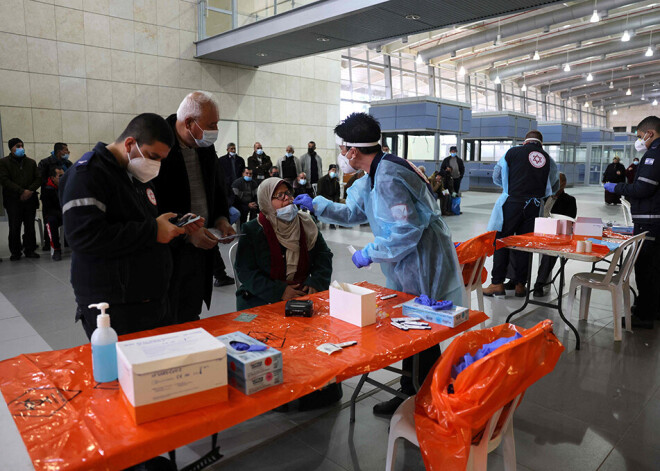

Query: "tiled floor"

xmin=1 ymin=186 xmax=658 ymax=470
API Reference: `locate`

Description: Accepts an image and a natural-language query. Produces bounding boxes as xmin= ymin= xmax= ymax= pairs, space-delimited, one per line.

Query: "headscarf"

xmin=257 ymin=177 xmax=318 ymax=280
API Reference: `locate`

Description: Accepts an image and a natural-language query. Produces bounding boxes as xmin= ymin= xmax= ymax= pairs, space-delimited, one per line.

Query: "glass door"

xmin=588 ymin=144 xmax=603 ymax=185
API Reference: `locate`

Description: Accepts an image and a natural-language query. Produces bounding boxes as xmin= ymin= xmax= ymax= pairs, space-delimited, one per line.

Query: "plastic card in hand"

xmin=217 ymin=331 xmax=282 ymax=381
xmin=401 ymin=300 xmax=469 ymax=327
xmin=228 ymin=369 xmax=283 ymax=395
xmin=574 ymin=217 xmax=603 ymax=239
xmin=329 ymin=283 xmax=377 ymax=327
xmin=207 ymin=228 xmax=244 ymax=242
xmin=116 ymin=328 xmax=228 ymax=424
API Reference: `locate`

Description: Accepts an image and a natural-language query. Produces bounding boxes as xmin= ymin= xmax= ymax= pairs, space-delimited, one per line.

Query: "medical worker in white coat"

xmin=293 ymin=112 xmax=464 ymax=416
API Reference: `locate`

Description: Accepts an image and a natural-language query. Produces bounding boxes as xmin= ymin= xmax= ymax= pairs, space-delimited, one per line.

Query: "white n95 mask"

xmin=635 ymin=133 xmax=650 ymax=152
xmin=337 ymin=152 xmax=357 ymax=175
xmin=190 ymin=121 xmax=219 ymax=148
xmin=127 ymin=144 xmax=160 ymax=183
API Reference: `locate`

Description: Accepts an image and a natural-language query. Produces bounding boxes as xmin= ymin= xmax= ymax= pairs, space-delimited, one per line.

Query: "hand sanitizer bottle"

xmin=90 ymin=302 xmax=118 ymax=383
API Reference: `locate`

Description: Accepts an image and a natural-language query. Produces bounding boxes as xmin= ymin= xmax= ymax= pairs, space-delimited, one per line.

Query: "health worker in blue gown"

xmin=293 ymin=112 xmax=464 ymax=416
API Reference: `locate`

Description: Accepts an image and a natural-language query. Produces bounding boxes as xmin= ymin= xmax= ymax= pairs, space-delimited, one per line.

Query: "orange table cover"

xmin=496 ymin=233 xmax=611 ymax=257
xmin=0 ymin=282 xmax=488 ymax=471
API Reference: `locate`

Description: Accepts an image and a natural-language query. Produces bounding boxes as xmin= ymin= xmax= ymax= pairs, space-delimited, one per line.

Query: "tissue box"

xmin=117 ymin=328 xmax=228 ymax=424
xmin=401 ymin=300 xmax=469 ymax=327
xmin=329 ymin=283 xmax=377 ymax=327
xmin=217 ymin=331 xmax=282 ymax=380
xmin=574 ymin=217 xmax=603 ymax=238
xmin=534 ymin=217 xmax=560 ymax=235
xmin=229 ymin=369 xmax=283 ymax=395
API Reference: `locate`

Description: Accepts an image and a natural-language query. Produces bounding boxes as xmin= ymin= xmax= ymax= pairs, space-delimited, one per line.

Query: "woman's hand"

xmin=282 ymin=284 xmax=306 ymax=300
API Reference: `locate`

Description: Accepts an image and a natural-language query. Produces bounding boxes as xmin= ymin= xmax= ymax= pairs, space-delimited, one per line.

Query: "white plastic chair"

xmin=461 ymin=254 xmax=487 ymax=313
xmin=566 ymin=232 xmax=646 ymax=341
xmin=385 ymin=394 xmax=521 ymax=471
xmin=228 ymin=242 xmax=241 ymax=290
xmin=621 ymin=199 xmax=633 ymax=227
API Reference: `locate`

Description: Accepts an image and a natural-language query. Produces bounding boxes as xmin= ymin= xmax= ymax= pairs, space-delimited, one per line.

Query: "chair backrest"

xmin=228 ymin=242 xmax=241 ymax=289
xmin=463 ymin=254 xmax=487 ymax=293
xmin=602 ymin=232 xmax=646 ymax=284
xmin=621 ymin=199 xmax=633 ymax=226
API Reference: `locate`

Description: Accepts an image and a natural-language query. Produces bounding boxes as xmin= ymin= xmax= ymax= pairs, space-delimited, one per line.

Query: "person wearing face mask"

xmin=277 ymin=145 xmax=301 ymax=185
xmin=59 ymin=113 xmax=203 ymax=338
xmin=294 ymin=113 xmax=464 ymax=416
xmin=231 ymin=168 xmax=259 ymax=224
xmin=300 ymin=141 xmax=323 ymax=185
xmin=154 ymin=91 xmax=237 ymax=324
xmin=218 ymin=142 xmax=246 ymax=191
xmin=37 ymin=142 xmax=73 ymax=251
xmin=605 ymin=116 xmax=660 ymax=329
xmin=292 ymin=171 xmax=315 ymax=199
xmin=0 ymin=137 xmax=42 ymax=261
xmin=247 ymin=142 xmax=273 ymax=184
xmin=602 ymin=155 xmax=626 ymax=205
xmin=268 ymin=166 xmax=280 ymax=178
xmin=440 ymin=146 xmax=465 ymax=195
xmin=41 ymin=167 xmax=65 ymax=261
xmin=317 ymin=164 xmax=341 ymax=229
xmin=626 ymin=157 xmax=640 ymax=184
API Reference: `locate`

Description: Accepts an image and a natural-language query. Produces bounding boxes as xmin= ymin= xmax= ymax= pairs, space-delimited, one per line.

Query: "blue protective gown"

xmin=313 ymin=154 xmax=465 ymax=306
xmin=486 ymin=151 xmax=558 ymax=232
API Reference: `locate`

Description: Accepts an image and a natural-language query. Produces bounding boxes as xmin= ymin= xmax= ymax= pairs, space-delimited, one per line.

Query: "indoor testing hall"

xmin=2 ymin=1 xmax=660 ymax=470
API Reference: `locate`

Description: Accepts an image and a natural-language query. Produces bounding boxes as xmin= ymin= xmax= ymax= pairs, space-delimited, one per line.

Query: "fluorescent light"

xmin=416 ymin=54 xmax=424 ymax=64
xmin=646 ymin=46 xmax=654 ymax=57
xmin=533 ymin=50 xmax=540 ymax=60
xmin=494 ymin=75 xmax=501 ymax=84
xmin=458 ymin=65 xmax=466 ymax=76
xmin=584 ymin=102 xmax=590 ymax=108
xmin=609 ymin=81 xmax=614 ymax=89
xmin=653 ymin=99 xmax=658 ymax=106
xmin=564 ymin=63 xmax=571 ymax=72
xmin=622 ymin=30 xmax=631 ymax=42
xmin=587 ymin=73 xmax=593 ymax=81
xmin=613 ymin=109 xmax=618 ymax=115
xmin=521 ymin=83 xmax=527 ymax=92
xmin=590 ymin=9 xmax=600 ymax=23
xmin=626 ymin=88 xmax=632 ymax=95
xmin=494 ymin=34 xmax=502 ymax=46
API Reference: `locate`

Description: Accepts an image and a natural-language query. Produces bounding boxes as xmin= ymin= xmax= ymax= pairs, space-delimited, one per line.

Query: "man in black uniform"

xmin=38 ymin=143 xmax=73 ymax=251
xmin=59 ymin=113 xmax=201 ymax=338
xmin=484 ymin=130 xmax=559 ymax=297
xmin=154 ymin=91 xmax=236 ymax=324
xmin=218 ymin=142 xmax=245 ymax=191
xmin=247 ymin=142 xmax=272 ymax=185
xmin=605 ymin=115 xmax=660 ymax=329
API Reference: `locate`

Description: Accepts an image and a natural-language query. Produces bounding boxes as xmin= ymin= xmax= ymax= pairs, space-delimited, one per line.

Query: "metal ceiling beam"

xmin=603 ymin=92 xmax=660 ymax=108
xmin=578 ymin=82 xmax=660 ymax=103
xmin=537 ymin=60 xmax=660 ymax=93
xmin=567 ymin=74 xmax=660 ymax=100
xmin=463 ymin=8 xmax=659 ymax=72
xmin=487 ymin=31 xmax=655 ymax=81
xmin=419 ymin=0 xmax=634 ymax=62
xmin=522 ymin=52 xmax=654 ymax=87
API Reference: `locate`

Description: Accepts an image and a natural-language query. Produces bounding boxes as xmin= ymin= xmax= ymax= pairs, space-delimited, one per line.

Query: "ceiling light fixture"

xmin=613 ymin=109 xmax=618 ymax=115
xmin=642 ymin=84 xmax=646 ymax=101
xmin=586 ymin=62 xmax=593 ymax=82
xmin=584 ymin=101 xmax=589 ymax=108
xmin=563 ymin=51 xmax=571 ymax=72
xmin=256 ymin=52 xmax=267 ymax=57
xmin=405 ymin=14 xmax=420 ymax=20
xmin=621 ymin=13 xmax=630 ymax=42
xmin=627 ymin=77 xmax=632 ymax=95
xmin=647 ymin=32 xmax=654 ymax=56
xmin=590 ymin=0 xmax=599 ymax=22
xmin=494 ymin=19 xmax=502 ymax=46
xmin=609 ymin=70 xmax=614 ymax=89
xmin=494 ymin=74 xmax=501 ymax=84
xmin=521 ymin=81 xmax=527 ymax=92
xmin=653 ymin=99 xmax=658 ymax=106
xmin=458 ymin=64 xmax=466 ymax=77
xmin=416 ymin=54 xmax=424 ymax=64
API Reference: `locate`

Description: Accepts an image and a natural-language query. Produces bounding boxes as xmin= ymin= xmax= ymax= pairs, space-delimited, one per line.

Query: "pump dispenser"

xmin=90 ymin=302 xmax=118 ymax=382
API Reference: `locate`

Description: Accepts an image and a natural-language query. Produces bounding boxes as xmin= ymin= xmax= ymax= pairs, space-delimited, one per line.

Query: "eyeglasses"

xmin=272 ymin=190 xmax=293 ymax=201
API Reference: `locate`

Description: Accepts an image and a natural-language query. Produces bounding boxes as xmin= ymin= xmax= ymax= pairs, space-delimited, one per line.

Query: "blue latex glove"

xmin=351 ymin=249 xmax=372 ymax=268
xmin=604 ymin=183 xmax=617 ymax=193
xmin=293 ymin=194 xmax=314 ymax=213
xmin=414 ymin=294 xmax=453 ymax=310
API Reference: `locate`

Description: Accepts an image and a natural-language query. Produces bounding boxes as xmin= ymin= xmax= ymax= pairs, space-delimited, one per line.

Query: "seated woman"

xmin=234 ymin=177 xmax=332 ymax=310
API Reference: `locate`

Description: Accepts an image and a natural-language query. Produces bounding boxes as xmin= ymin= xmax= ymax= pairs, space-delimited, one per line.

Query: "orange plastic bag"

xmin=456 ymin=231 xmax=496 ymax=285
xmin=414 ymin=320 xmax=563 ymax=470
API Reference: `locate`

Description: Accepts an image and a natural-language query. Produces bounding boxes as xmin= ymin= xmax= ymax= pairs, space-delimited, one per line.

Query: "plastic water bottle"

xmin=90 ymin=302 xmax=118 ymax=383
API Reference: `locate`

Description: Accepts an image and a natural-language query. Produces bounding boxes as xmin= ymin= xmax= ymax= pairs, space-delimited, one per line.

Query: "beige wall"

xmin=608 ymin=104 xmax=660 ymax=132
xmin=0 ymin=0 xmax=341 ymax=167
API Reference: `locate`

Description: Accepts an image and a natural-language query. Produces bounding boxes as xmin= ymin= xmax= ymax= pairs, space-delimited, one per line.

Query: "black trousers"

xmin=5 ymin=200 xmax=38 ymax=256
xmin=454 ymin=177 xmax=463 ymax=194
xmin=45 ymin=214 xmax=62 ymax=250
xmin=534 ymin=255 xmax=558 ymax=289
xmin=212 ymin=245 xmax=228 ymax=279
xmin=170 ymin=244 xmax=207 ymax=324
xmin=236 ymin=203 xmax=258 ymax=224
xmin=77 ymin=297 xmax=172 ymax=339
xmin=491 ymin=200 xmax=540 ymax=285
xmin=634 ymin=237 xmax=660 ymax=321
xmin=400 ymin=344 xmax=441 ymax=395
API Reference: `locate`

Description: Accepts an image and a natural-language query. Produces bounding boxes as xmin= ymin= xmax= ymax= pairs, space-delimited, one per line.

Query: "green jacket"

xmin=0 ymin=155 xmax=41 ymax=206
xmin=234 ymin=218 xmax=333 ymax=310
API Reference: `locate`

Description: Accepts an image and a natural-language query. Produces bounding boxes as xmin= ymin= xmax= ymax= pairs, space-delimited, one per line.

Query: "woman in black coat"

xmin=602 ymin=156 xmax=626 ymax=204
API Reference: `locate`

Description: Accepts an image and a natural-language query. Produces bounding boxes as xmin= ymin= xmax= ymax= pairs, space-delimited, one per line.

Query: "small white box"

xmin=534 ymin=217 xmax=560 ymax=235
xmin=116 ymin=328 xmax=228 ymax=424
xmin=574 ymin=217 xmax=603 ymax=238
xmin=550 ymin=214 xmax=575 ymax=235
xmin=217 ymin=331 xmax=282 ymax=380
xmin=329 ymin=283 xmax=377 ymax=327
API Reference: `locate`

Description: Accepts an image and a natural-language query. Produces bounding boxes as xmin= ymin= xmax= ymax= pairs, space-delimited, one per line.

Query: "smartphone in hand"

xmin=169 ymin=213 xmax=202 ymax=227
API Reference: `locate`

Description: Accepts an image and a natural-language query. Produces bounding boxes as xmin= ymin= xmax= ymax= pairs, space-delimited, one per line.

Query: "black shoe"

xmin=532 ymin=286 xmax=545 ymax=298
xmin=52 ymin=251 xmax=62 ymax=261
xmin=503 ymin=280 xmax=516 ymax=290
xmin=41 ymin=244 xmax=49 ymax=252
xmin=24 ymin=252 xmax=40 ymax=259
xmin=10 ymin=254 xmax=21 ymax=261
xmin=214 ymin=275 xmax=234 ymax=287
xmin=329 ymin=224 xmax=336 ymax=230
xmin=373 ymin=392 xmax=407 ymax=416
xmin=622 ymin=315 xmax=654 ymax=329
xmin=515 ymin=283 xmax=527 ymax=298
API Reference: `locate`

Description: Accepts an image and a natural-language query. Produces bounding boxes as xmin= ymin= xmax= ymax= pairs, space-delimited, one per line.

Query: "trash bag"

xmin=451 ymin=196 xmax=461 ymax=215
xmin=414 ymin=320 xmax=564 ymax=470
xmin=455 ymin=231 xmax=496 ymax=286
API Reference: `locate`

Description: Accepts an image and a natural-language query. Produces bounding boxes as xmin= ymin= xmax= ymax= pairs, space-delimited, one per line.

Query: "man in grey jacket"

xmin=299 ymin=141 xmax=323 ymax=185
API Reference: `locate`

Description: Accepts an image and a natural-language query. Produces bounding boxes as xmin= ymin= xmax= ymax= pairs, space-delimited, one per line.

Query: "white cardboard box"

xmin=534 ymin=217 xmax=560 ymax=235
xmin=550 ymin=214 xmax=575 ymax=235
xmin=329 ymin=283 xmax=377 ymax=327
xmin=116 ymin=328 xmax=228 ymax=424
xmin=574 ymin=217 xmax=603 ymax=238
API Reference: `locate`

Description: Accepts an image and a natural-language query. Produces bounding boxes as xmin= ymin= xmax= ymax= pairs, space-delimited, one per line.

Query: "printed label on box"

xmin=401 ymin=301 xmax=469 ymax=327
xmin=228 ymin=369 xmax=283 ymax=395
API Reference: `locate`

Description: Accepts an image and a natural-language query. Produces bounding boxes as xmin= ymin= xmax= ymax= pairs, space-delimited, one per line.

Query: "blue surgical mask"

xmin=14 ymin=148 xmax=25 ymax=157
xmin=244 ymin=176 xmax=252 ymax=182
xmin=633 ymin=160 xmax=639 ymax=165
xmin=299 ymin=179 xmax=307 ymax=185
xmin=329 ymin=172 xmax=337 ymax=179
xmin=62 ymin=153 xmax=70 ymax=160
xmin=229 ymin=151 xmax=236 ymax=157
xmin=276 ymin=203 xmax=298 ymax=222
xmin=450 ymin=152 xmax=457 ymax=157
xmin=285 ymin=152 xmax=293 ymax=158
xmin=256 ymin=149 xmax=264 ymax=155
